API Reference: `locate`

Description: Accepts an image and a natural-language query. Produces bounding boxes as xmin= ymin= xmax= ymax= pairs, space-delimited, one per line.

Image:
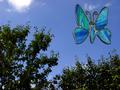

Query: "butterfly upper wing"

xmin=97 ymin=28 xmax=111 ymax=44
xmin=76 ymin=4 xmax=89 ymax=30
xmin=73 ymin=4 xmax=89 ymax=44
xmin=95 ymin=7 xmax=108 ymax=30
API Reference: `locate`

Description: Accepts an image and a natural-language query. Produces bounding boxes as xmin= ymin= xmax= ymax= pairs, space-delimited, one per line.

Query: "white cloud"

xmin=84 ymin=3 xmax=98 ymax=11
xmin=7 ymin=0 xmax=33 ymax=12
xmin=104 ymin=0 xmax=112 ymax=7
xmin=105 ymin=2 xmax=111 ymax=7
xmin=6 ymin=8 xmax=12 ymax=12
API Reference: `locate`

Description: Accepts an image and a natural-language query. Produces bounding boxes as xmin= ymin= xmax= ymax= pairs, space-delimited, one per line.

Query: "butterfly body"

xmin=73 ymin=4 xmax=111 ymax=45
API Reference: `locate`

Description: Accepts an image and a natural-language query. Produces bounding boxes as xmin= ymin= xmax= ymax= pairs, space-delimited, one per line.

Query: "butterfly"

xmin=73 ymin=4 xmax=111 ymax=45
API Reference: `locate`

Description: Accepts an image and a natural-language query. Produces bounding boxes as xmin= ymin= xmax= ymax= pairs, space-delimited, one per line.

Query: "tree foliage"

xmin=0 ymin=24 xmax=58 ymax=90
xmin=54 ymin=53 xmax=120 ymax=90
xmin=0 ymin=24 xmax=120 ymax=90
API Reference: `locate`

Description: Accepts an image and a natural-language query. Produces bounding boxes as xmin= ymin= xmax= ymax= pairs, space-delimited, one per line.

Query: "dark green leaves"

xmin=0 ymin=24 xmax=58 ymax=90
xmin=54 ymin=53 xmax=120 ymax=90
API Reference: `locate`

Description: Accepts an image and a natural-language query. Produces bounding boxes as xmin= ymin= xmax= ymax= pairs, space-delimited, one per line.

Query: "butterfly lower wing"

xmin=73 ymin=27 xmax=89 ymax=44
xmin=76 ymin=4 xmax=89 ymax=30
xmin=95 ymin=7 xmax=108 ymax=30
xmin=97 ymin=28 xmax=111 ymax=44
xmin=90 ymin=26 xmax=96 ymax=43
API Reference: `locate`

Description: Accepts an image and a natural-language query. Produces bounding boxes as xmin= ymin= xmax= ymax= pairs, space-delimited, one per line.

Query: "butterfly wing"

xmin=90 ymin=26 xmax=96 ymax=43
xmin=73 ymin=4 xmax=89 ymax=44
xmin=97 ymin=28 xmax=111 ymax=44
xmin=73 ymin=27 xmax=89 ymax=44
xmin=76 ymin=4 xmax=89 ymax=30
xmin=95 ymin=7 xmax=111 ymax=44
xmin=95 ymin=7 xmax=108 ymax=30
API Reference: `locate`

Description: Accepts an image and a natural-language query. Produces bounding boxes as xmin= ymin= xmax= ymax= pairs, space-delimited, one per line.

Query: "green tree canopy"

xmin=0 ymin=24 xmax=58 ymax=90
xmin=54 ymin=53 xmax=120 ymax=90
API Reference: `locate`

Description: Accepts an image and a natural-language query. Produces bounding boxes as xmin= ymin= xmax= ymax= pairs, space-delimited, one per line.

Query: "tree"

xmin=54 ymin=61 xmax=86 ymax=90
xmin=54 ymin=53 xmax=120 ymax=90
xmin=0 ymin=24 xmax=58 ymax=90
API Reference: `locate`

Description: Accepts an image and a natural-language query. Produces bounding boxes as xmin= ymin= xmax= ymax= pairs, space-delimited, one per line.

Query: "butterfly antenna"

xmin=85 ymin=11 xmax=91 ymax=21
xmin=93 ymin=11 xmax=98 ymax=22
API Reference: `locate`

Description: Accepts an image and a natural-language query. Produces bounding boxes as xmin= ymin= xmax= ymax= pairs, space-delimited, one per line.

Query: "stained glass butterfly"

xmin=73 ymin=4 xmax=111 ymax=45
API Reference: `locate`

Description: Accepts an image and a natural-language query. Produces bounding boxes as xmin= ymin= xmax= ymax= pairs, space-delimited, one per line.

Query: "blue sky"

xmin=0 ymin=0 xmax=120 ymax=79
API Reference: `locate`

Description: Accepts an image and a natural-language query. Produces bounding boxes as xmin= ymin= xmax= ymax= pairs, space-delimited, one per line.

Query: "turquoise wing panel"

xmin=95 ymin=7 xmax=108 ymax=30
xmin=76 ymin=4 xmax=89 ymax=30
xmin=73 ymin=27 xmax=89 ymax=44
xmin=90 ymin=26 xmax=96 ymax=43
xmin=97 ymin=28 xmax=111 ymax=44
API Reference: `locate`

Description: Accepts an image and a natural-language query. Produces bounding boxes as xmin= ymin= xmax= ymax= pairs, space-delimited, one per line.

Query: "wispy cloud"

xmin=6 ymin=8 xmax=12 ymax=13
xmin=0 ymin=0 xmax=3 ymax=2
xmin=7 ymin=0 xmax=33 ymax=12
xmin=105 ymin=2 xmax=111 ymax=7
xmin=39 ymin=1 xmax=46 ymax=7
xmin=84 ymin=3 xmax=99 ymax=11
